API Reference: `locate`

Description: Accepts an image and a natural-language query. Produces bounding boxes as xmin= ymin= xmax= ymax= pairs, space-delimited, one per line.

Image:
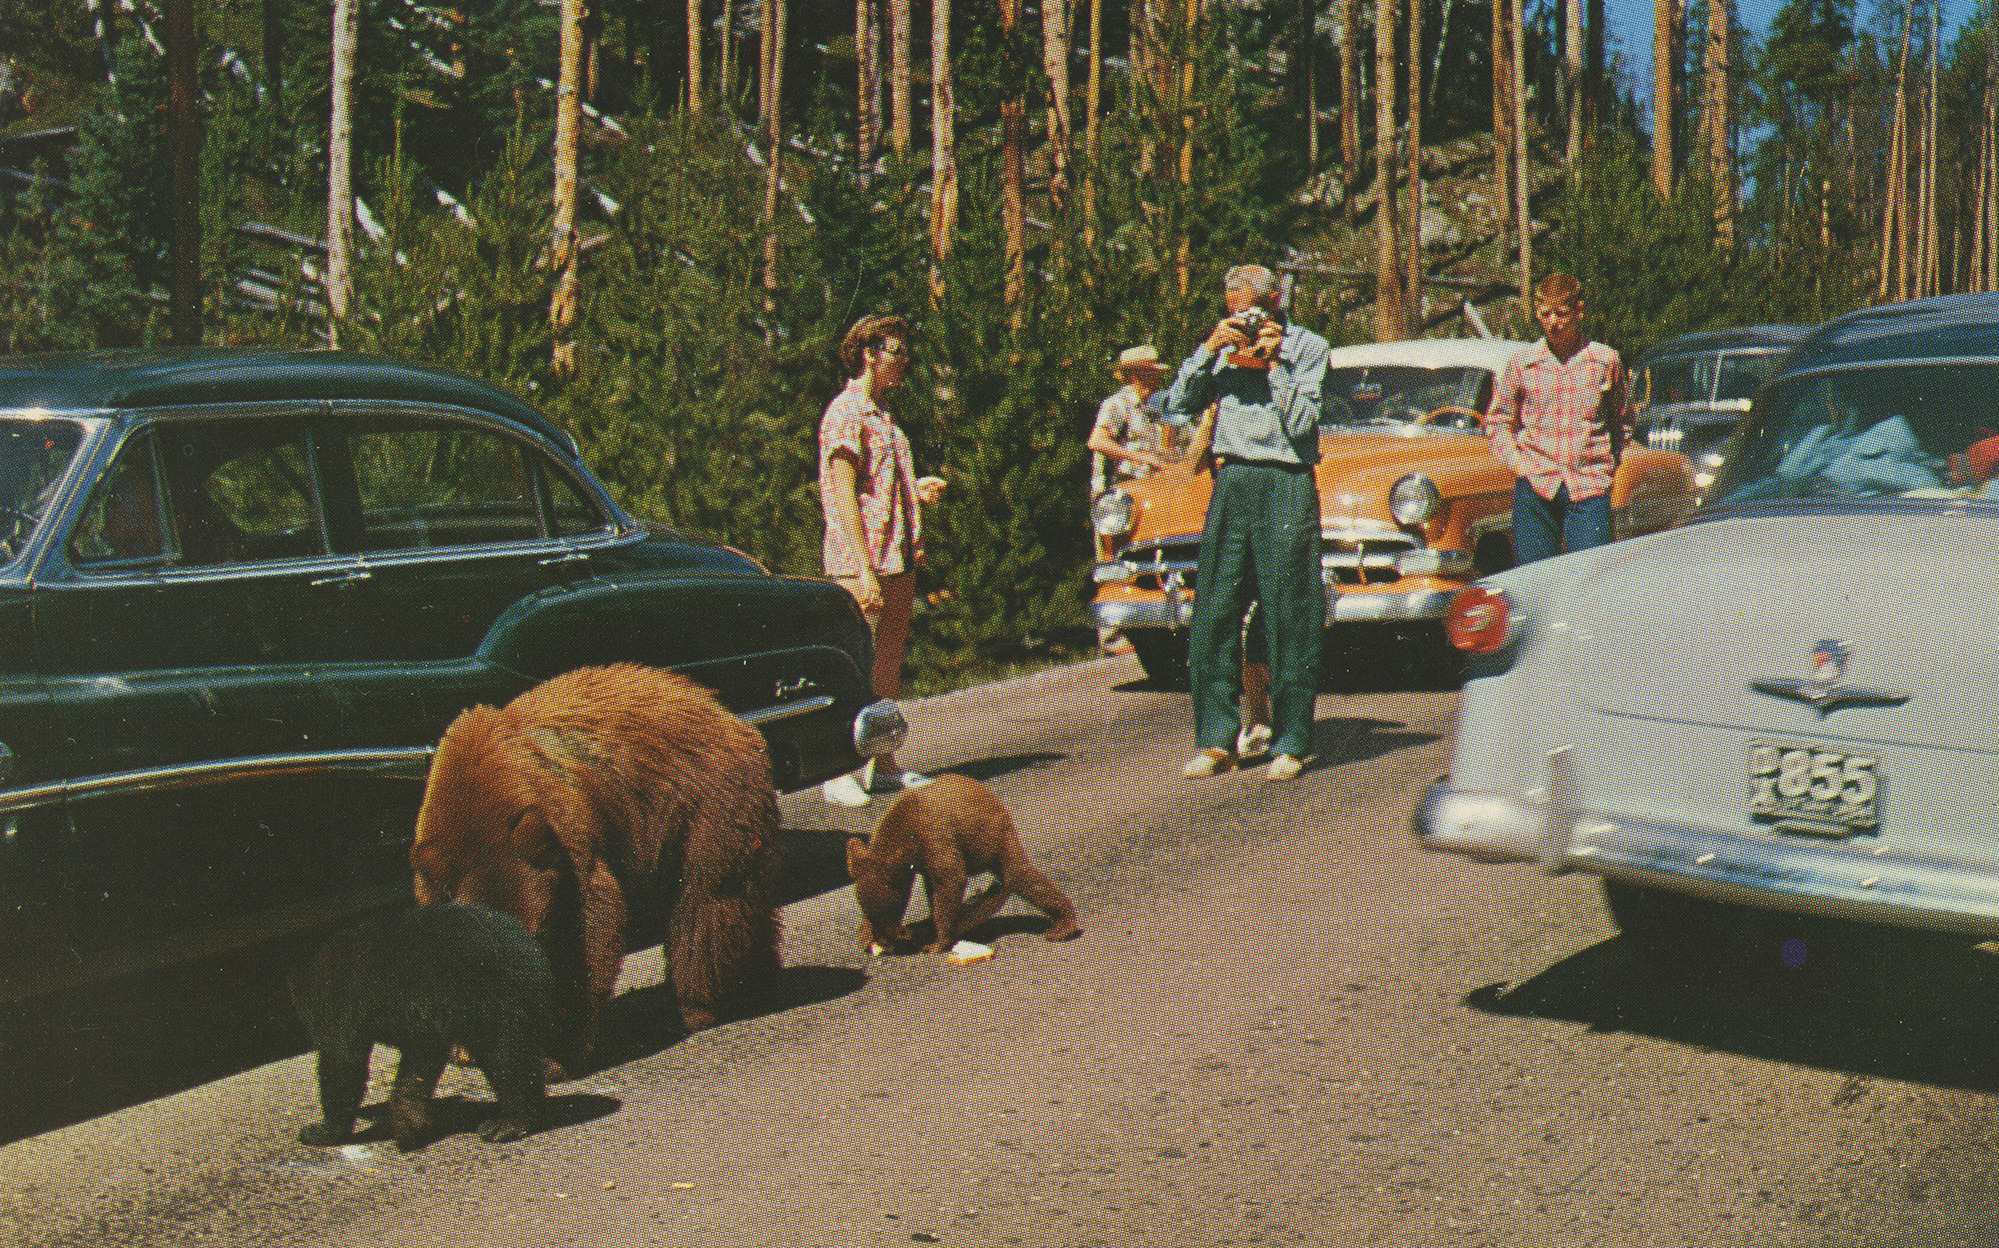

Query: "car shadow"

xmin=595 ymin=963 xmax=868 ymax=1071
xmin=1466 ymin=914 xmax=1999 ymax=1093
xmin=1111 ymin=623 xmax=1467 ymax=695
xmin=1309 ymin=716 xmax=1442 ymax=771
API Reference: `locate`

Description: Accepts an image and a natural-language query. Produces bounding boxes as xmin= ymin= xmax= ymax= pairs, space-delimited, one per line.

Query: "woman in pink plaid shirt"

xmin=1485 ymin=273 xmax=1627 ymax=565
xmin=818 ymin=314 xmax=947 ymax=807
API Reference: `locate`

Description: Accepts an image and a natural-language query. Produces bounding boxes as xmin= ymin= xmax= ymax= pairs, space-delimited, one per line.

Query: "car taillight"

xmin=1444 ymin=585 xmax=1516 ymax=654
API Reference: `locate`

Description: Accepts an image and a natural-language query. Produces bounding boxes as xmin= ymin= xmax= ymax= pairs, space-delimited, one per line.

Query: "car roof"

xmin=1320 ymin=338 xmax=1532 ymax=374
xmin=0 ymin=348 xmax=576 ymax=455
xmin=1779 ymin=295 xmax=1999 ymax=376
xmin=1631 ymin=325 xmax=1810 ymax=365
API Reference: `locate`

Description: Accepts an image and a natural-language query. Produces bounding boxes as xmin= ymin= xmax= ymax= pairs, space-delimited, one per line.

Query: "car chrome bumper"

xmin=1089 ymin=585 xmax=1456 ymax=630
xmin=1414 ymin=777 xmax=1999 ymax=938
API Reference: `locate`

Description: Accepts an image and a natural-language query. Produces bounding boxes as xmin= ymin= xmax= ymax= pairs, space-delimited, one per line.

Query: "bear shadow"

xmin=345 ymin=1090 xmax=620 ymax=1151
xmin=890 ymin=913 xmax=1058 ymax=953
xmin=592 ymin=964 xmax=869 ymax=1068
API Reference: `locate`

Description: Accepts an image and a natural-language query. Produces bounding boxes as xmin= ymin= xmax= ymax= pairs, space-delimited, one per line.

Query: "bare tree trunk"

xmin=759 ymin=0 xmax=776 ymax=124
xmin=1002 ymin=0 xmax=1026 ymax=317
xmin=857 ymin=0 xmax=879 ymax=184
xmin=1176 ymin=0 xmax=1201 ymax=297
xmin=1405 ymin=0 xmax=1421 ymax=335
xmin=1043 ymin=0 xmax=1072 ymax=205
xmin=1704 ymin=0 xmax=1731 ymax=247
xmin=1652 ymin=0 xmax=1675 ymax=196
xmin=931 ymin=0 xmax=958 ymax=288
xmin=1339 ymin=0 xmax=1359 ymax=173
xmin=1374 ymin=0 xmax=1401 ymax=340
xmin=686 ymin=0 xmax=702 ymax=111
xmin=1303 ymin=0 xmax=1318 ymax=172
xmin=1493 ymin=0 xmax=1513 ymax=260
xmin=1510 ymin=0 xmax=1531 ymax=306
xmin=1879 ymin=0 xmax=1911 ymax=301
xmin=763 ymin=0 xmax=788 ymax=340
xmin=552 ymin=0 xmax=585 ymax=374
xmin=1586 ymin=0 xmax=1603 ymax=141
xmin=1086 ymin=0 xmax=1103 ymax=243
xmin=1565 ymin=0 xmax=1582 ymax=171
xmin=167 ymin=0 xmax=201 ymax=346
xmin=327 ymin=0 xmax=357 ymax=343
xmin=1924 ymin=0 xmax=1940 ymax=294
xmin=891 ymin=0 xmax=912 ymax=155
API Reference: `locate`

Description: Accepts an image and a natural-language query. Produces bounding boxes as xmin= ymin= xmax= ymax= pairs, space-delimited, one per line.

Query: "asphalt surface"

xmin=4 ymin=653 xmax=1999 ymax=1246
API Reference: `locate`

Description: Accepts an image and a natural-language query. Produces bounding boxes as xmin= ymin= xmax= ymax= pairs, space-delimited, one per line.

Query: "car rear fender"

xmin=474 ymin=569 xmax=875 ymax=718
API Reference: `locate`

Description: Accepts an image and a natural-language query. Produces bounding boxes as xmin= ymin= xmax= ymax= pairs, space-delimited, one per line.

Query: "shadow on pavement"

xmin=1466 ymin=910 xmax=1999 ymax=1093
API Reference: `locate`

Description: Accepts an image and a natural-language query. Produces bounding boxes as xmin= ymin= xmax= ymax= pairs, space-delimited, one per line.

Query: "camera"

xmin=1227 ymin=306 xmax=1277 ymax=369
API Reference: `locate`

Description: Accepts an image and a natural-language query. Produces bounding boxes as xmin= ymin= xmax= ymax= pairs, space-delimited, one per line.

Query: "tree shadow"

xmin=1466 ymin=911 xmax=1999 ymax=1093
xmin=1310 ymin=716 xmax=1442 ymax=770
xmin=1110 ymin=623 xmax=1467 ymax=695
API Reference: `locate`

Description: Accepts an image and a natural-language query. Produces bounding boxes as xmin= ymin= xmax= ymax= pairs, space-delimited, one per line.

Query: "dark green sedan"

xmin=0 ymin=348 xmax=901 ymax=1006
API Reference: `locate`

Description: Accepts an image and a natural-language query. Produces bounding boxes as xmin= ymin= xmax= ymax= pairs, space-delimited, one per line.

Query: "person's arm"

xmin=1485 ymin=356 xmax=1526 ymax=475
xmin=1179 ymin=403 xmax=1220 ymax=475
xmin=1603 ymin=352 xmax=1629 ymax=461
xmin=826 ymin=451 xmax=880 ymax=611
xmin=1087 ymin=420 xmax=1169 ymax=473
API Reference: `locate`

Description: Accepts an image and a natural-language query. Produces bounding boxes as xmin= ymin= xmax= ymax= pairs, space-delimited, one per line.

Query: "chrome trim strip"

xmin=1091 ymin=599 xmax=1192 ymax=629
xmin=0 ymin=747 xmax=438 ymax=813
xmin=738 ymin=694 xmax=836 ymax=727
xmin=1327 ymin=587 xmax=1455 ymax=622
xmin=1415 ymin=781 xmax=1999 ymax=937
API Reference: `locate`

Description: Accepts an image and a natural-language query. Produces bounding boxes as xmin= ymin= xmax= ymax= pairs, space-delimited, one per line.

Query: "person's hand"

xmin=1204 ymin=316 xmax=1251 ymax=355
xmin=916 ymin=474 xmax=946 ymax=505
xmin=1252 ymin=316 xmax=1284 ymax=360
xmin=853 ymin=567 xmax=883 ymax=614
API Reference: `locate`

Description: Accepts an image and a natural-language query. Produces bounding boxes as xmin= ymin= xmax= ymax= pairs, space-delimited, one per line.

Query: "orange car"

xmin=1088 ymin=338 xmax=1697 ymax=682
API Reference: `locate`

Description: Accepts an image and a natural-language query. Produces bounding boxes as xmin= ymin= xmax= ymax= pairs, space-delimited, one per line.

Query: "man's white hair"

xmin=1223 ymin=264 xmax=1279 ymax=298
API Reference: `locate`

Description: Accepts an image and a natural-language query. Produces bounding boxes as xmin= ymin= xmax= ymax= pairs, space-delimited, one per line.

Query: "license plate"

xmin=1749 ymin=740 xmax=1880 ymax=830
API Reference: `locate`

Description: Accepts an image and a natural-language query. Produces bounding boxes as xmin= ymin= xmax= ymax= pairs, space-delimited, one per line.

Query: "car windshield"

xmin=1707 ymin=363 xmax=1999 ymax=506
xmin=1636 ymin=350 xmax=1787 ymax=414
xmin=0 ymin=417 xmax=88 ymax=564
xmin=1319 ymin=365 xmax=1495 ymax=429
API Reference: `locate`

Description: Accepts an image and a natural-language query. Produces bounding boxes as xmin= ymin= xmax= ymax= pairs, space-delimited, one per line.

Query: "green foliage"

xmin=1545 ymin=140 xmax=1863 ymax=361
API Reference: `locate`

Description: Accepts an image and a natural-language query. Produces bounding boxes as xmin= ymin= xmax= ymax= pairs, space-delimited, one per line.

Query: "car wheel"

xmin=1601 ymin=880 xmax=1741 ymax=956
xmin=1128 ymin=629 xmax=1190 ymax=687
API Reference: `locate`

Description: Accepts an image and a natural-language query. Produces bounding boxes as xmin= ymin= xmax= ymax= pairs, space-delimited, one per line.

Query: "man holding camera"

xmin=1161 ymin=263 xmax=1329 ymax=782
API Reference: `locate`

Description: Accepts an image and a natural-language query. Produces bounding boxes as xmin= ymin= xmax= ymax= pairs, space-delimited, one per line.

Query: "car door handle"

xmin=309 ymin=569 xmax=373 ymax=587
xmin=538 ymin=551 xmax=590 ymax=567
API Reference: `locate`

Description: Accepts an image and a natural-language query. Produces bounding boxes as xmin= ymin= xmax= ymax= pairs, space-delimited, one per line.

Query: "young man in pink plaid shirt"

xmin=1485 ymin=273 xmax=1627 ymax=564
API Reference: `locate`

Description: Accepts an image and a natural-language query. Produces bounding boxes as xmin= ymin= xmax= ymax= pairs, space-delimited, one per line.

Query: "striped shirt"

xmin=1485 ymin=338 xmax=1628 ymax=501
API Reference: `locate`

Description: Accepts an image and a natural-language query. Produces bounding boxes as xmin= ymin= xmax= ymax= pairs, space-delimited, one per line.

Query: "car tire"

xmin=1601 ymin=880 xmax=1741 ymax=956
xmin=1128 ymin=629 xmax=1190 ymax=688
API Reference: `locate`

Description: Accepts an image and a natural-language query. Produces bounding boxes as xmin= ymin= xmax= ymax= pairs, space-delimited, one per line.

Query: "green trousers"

xmin=1189 ymin=461 xmax=1323 ymax=758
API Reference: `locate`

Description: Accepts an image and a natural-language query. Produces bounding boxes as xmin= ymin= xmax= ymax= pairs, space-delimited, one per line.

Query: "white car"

xmin=1417 ymin=296 xmax=1999 ymax=946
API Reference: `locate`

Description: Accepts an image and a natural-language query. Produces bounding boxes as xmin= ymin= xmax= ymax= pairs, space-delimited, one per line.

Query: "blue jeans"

xmin=1512 ymin=479 xmax=1611 ymax=565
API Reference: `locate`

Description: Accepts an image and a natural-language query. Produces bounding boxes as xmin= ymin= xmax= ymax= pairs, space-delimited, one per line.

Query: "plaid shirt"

xmin=1485 ymin=338 xmax=1627 ymax=501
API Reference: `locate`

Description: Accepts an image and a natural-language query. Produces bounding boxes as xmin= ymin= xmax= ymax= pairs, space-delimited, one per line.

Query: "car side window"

xmin=544 ymin=462 xmax=610 ymax=537
xmin=70 ymin=430 xmax=168 ymax=568
xmin=348 ymin=418 xmax=543 ymax=551
xmin=155 ymin=421 xmax=323 ymax=566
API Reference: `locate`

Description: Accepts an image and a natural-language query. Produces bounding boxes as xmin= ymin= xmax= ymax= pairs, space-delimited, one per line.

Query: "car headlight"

xmin=1389 ymin=473 xmax=1441 ymax=525
xmin=1092 ymin=488 xmax=1137 ymax=537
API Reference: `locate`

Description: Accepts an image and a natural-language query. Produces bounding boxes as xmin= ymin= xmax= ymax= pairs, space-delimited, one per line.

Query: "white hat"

xmin=1115 ymin=344 xmax=1162 ymax=373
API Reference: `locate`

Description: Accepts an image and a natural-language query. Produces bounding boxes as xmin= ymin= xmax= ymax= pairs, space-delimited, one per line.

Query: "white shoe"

xmin=1235 ymin=723 xmax=1272 ymax=760
xmin=1266 ymin=753 xmax=1305 ymax=782
xmin=1180 ymin=748 xmax=1234 ymax=779
xmin=821 ymin=773 xmax=872 ymax=807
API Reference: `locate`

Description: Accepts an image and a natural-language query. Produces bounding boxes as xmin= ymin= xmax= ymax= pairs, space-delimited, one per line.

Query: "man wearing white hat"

xmin=1087 ymin=344 xmax=1175 ymax=501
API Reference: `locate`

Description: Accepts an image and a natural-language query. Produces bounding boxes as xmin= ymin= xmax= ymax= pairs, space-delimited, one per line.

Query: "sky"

xmin=1604 ymin=0 xmax=1974 ymax=103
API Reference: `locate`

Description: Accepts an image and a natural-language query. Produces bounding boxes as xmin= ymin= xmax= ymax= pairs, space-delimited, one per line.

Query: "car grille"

xmin=1114 ymin=530 xmax=1421 ymax=591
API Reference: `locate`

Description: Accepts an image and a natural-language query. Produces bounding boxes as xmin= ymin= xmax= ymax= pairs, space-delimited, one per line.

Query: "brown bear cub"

xmin=409 ymin=663 xmax=783 ymax=1078
xmin=291 ymin=902 xmax=552 ymax=1151
xmin=847 ymin=774 xmax=1082 ymax=953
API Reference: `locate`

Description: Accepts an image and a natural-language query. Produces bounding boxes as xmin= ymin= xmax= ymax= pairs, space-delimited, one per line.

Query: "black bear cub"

xmin=291 ymin=902 xmax=553 ymax=1151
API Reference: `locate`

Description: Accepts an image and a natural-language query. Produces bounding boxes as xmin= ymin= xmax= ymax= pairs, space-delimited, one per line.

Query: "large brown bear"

xmin=410 ymin=663 xmax=783 ymax=1077
xmin=847 ymin=774 xmax=1081 ymax=954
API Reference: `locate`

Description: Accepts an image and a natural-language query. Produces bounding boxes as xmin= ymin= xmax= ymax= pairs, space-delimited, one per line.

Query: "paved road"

xmin=4 ymin=655 xmax=1999 ymax=1246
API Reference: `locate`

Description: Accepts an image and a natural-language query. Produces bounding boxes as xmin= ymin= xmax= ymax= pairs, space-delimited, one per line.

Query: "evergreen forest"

xmin=0 ymin=0 xmax=1987 ymax=688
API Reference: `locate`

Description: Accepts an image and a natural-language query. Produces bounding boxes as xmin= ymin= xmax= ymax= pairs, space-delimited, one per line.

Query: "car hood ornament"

xmin=1750 ymin=639 xmax=1912 ymax=716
